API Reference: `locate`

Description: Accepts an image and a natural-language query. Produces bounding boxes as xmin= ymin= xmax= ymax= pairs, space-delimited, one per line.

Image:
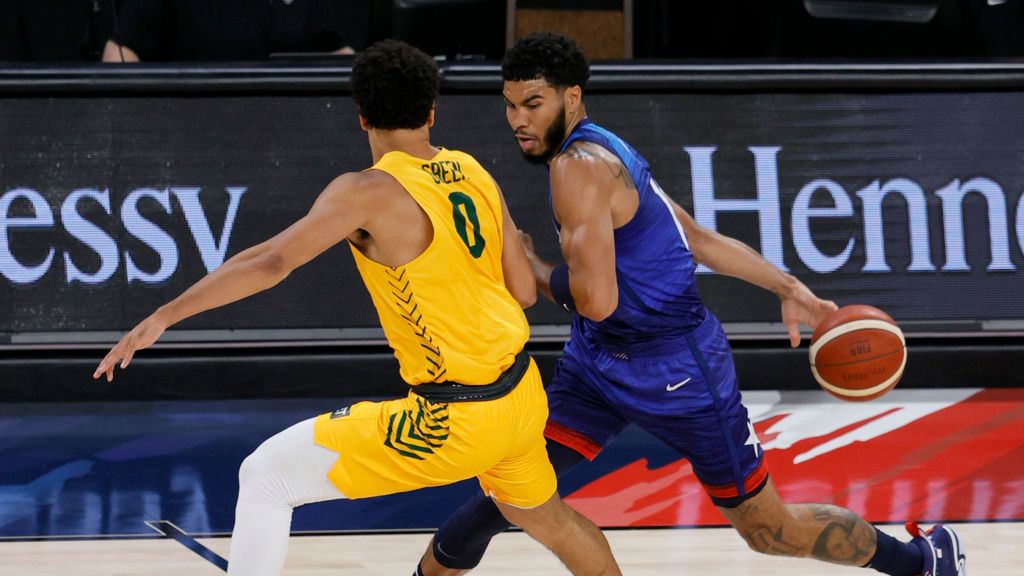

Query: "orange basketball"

xmin=808 ymin=304 xmax=906 ymax=401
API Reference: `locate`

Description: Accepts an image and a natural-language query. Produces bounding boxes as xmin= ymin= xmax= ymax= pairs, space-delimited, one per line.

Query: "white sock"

xmin=227 ymin=417 xmax=345 ymax=575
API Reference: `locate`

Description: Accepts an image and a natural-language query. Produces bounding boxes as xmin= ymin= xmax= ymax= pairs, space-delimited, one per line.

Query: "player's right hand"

xmin=93 ymin=314 xmax=169 ymax=382
xmin=780 ymin=280 xmax=837 ymax=348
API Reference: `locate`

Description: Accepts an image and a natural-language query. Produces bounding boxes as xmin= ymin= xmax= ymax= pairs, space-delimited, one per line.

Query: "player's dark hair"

xmin=502 ymin=32 xmax=590 ymax=90
xmin=352 ymin=40 xmax=440 ymax=130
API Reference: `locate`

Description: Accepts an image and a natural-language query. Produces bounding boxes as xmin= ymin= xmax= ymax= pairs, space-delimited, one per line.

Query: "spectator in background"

xmin=103 ymin=0 xmax=354 ymax=62
xmin=0 ymin=0 xmax=112 ymax=62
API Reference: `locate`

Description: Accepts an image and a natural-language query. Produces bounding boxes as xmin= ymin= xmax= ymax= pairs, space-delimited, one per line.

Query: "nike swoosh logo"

xmin=666 ymin=377 xmax=691 ymax=391
xmin=436 ymin=540 xmax=457 ymax=560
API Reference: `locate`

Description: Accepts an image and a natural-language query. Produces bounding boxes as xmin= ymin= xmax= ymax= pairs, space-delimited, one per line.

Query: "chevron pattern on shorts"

xmin=384 ymin=396 xmax=451 ymax=460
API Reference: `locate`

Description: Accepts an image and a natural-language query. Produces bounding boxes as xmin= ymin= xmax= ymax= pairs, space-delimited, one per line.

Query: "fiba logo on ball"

xmin=848 ymin=339 xmax=871 ymax=356
xmin=808 ymin=305 xmax=906 ymax=401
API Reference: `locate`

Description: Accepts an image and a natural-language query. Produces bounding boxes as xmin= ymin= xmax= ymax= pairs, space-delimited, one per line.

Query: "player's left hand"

xmin=780 ymin=281 xmax=837 ymax=348
xmin=93 ymin=313 xmax=169 ymax=382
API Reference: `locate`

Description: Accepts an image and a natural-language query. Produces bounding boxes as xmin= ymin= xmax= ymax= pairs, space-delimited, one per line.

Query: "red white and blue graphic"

xmin=0 ymin=388 xmax=1021 ymax=539
xmin=566 ymin=388 xmax=1024 ymax=526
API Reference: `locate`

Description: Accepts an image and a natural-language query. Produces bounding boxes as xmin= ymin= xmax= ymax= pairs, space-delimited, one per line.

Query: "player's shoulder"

xmin=326 ymin=169 xmax=392 ymax=191
xmin=551 ymin=139 xmax=622 ymax=182
xmin=556 ymin=138 xmax=618 ymax=164
xmin=320 ymin=170 xmax=401 ymax=207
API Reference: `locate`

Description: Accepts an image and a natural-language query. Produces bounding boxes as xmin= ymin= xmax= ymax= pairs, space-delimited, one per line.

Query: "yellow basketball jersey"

xmin=351 ymin=148 xmax=529 ymax=386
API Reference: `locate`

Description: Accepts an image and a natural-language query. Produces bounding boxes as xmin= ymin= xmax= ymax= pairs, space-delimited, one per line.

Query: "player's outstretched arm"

xmin=669 ymin=200 xmax=836 ymax=346
xmin=93 ymin=172 xmax=374 ymax=381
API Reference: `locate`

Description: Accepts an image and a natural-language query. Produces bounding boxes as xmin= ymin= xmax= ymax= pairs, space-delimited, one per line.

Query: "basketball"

xmin=808 ymin=305 xmax=906 ymax=401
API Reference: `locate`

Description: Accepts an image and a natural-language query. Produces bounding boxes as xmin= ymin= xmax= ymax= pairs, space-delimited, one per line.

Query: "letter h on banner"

xmin=685 ymin=146 xmax=787 ymax=273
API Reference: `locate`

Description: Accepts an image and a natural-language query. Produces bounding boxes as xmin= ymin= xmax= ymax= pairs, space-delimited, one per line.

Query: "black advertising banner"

xmin=1 ymin=91 xmax=1023 ymax=344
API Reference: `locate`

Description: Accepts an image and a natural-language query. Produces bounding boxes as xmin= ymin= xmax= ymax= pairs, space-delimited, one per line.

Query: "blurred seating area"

xmin=0 ymin=0 xmax=1021 ymax=63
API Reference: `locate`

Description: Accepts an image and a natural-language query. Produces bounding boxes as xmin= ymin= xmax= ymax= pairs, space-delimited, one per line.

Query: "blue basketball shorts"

xmin=543 ymin=310 xmax=768 ymax=507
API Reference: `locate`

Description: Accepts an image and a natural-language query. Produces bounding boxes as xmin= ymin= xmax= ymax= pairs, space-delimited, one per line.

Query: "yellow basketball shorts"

xmin=312 ymin=358 xmax=556 ymax=508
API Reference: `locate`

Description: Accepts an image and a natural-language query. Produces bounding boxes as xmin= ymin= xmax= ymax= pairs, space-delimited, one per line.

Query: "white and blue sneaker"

xmin=906 ymin=521 xmax=966 ymax=576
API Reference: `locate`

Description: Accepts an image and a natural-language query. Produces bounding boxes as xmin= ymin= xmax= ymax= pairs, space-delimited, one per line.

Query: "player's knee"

xmin=238 ymin=449 xmax=262 ymax=486
xmin=507 ymin=499 xmax=569 ymax=541
xmin=237 ymin=444 xmax=290 ymax=506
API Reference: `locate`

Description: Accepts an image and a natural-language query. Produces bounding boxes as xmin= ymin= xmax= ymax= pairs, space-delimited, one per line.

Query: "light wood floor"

xmin=1 ymin=522 xmax=1017 ymax=575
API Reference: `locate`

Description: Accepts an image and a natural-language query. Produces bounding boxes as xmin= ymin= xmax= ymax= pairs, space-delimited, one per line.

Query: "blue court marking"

xmin=146 ymin=520 xmax=228 ymax=572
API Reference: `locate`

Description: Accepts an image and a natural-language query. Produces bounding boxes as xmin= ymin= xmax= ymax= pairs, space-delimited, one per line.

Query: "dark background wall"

xmin=2 ymin=62 xmax=1023 ymax=400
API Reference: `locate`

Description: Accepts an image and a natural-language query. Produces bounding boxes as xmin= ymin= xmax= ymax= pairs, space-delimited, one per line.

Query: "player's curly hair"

xmin=502 ymin=32 xmax=590 ymax=90
xmin=352 ymin=40 xmax=440 ymax=130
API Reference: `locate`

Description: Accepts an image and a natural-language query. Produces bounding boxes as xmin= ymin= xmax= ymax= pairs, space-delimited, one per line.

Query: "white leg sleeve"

xmin=227 ymin=417 xmax=345 ymax=576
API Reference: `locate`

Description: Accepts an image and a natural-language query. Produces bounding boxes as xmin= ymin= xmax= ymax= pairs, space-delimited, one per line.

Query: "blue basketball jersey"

xmin=553 ymin=119 xmax=705 ymax=351
xmin=544 ymin=120 xmax=765 ymax=506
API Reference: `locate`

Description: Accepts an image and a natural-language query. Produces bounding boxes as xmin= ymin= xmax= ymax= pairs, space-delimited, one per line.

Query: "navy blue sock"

xmin=866 ymin=528 xmax=923 ymax=576
xmin=430 ymin=441 xmax=586 ymax=569
xmin=413 ymin=564 xmax=423 ymax=576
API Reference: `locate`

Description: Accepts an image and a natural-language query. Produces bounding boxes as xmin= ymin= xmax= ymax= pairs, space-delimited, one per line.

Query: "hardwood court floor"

xmin=2 ymin=523 xmax=1018 ymax=575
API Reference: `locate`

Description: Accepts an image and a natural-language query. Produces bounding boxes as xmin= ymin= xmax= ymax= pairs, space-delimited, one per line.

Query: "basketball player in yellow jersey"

xmin=92 ymin=40 xmax=621 ymax=576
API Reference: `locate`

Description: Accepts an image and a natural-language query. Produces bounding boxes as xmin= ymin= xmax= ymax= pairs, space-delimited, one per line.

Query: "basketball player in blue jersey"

xmin=416 ymin=33 xmax=965 ymax=576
